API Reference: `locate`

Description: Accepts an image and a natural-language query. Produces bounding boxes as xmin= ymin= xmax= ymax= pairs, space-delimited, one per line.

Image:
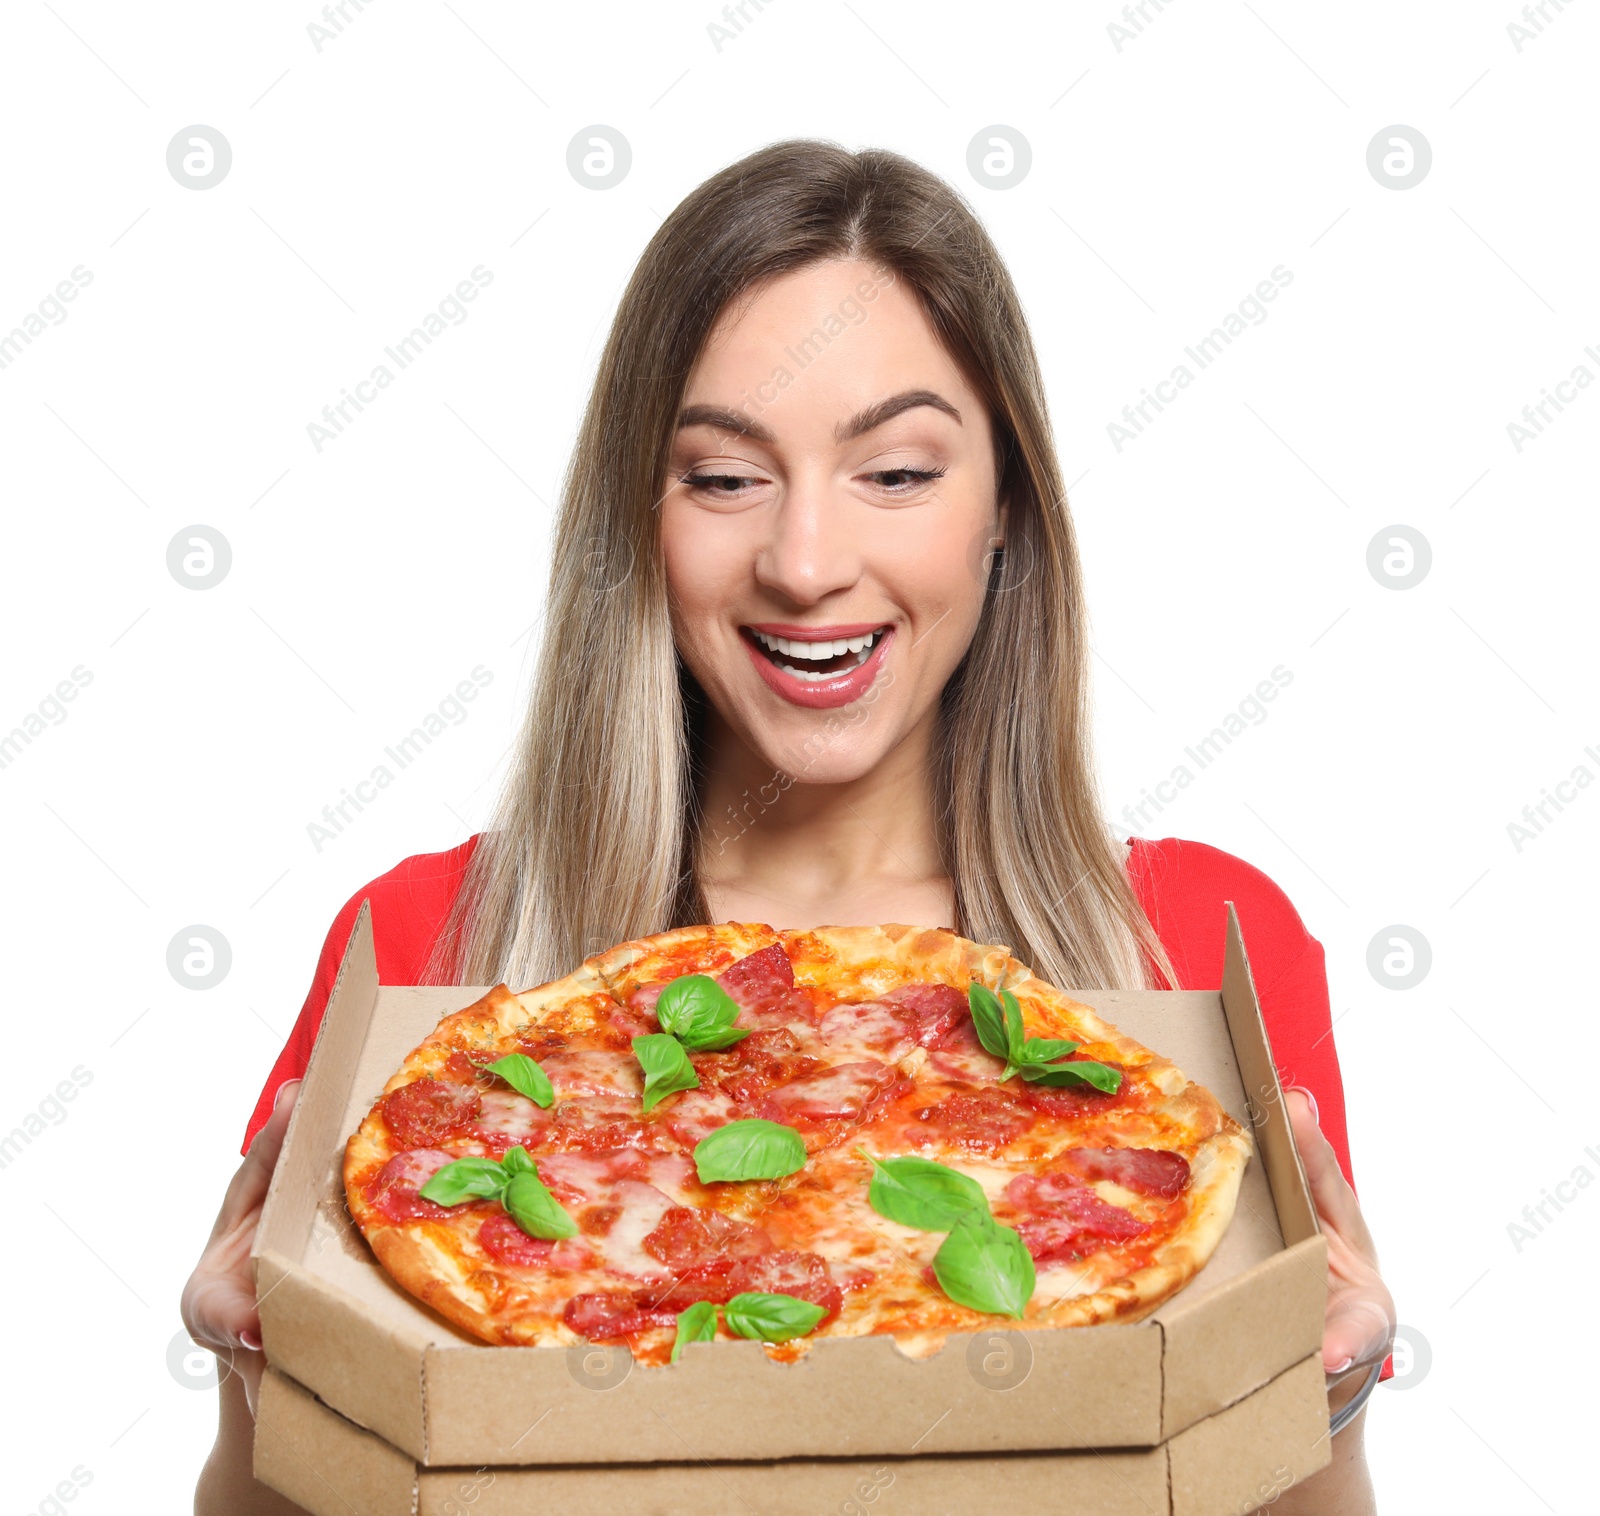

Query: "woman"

xmin=184 ymin=140 xmax=1394 ymax=1512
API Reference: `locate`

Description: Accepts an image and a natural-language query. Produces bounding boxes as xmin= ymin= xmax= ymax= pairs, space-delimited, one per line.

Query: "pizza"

xmin=344 ymin=922 xmax=1251 ymax=1365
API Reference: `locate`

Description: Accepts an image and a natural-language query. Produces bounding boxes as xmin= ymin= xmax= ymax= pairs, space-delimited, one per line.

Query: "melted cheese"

xmin=593 ymin=1179 xmax=676 ymax=1278
xmin=817 ymin=1001 xmax=915 ymax=1061
xmin=662 ymin=1088 xmax=738 ymax=1143
xmin=925 ymin=1046 xmax=1005 ymax=1084
xmin=541 ymin=1049 xmax=643 ymax=1099
xmin=474 ymin=1091 xmax=544 ymax=1138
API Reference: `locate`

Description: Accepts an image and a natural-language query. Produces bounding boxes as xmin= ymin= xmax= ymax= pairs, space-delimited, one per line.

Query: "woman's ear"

xmin=993 ymin=492 xmax=1009 ymax=550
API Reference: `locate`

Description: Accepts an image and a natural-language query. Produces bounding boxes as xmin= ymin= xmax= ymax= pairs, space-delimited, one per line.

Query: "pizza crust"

xmin=591 ymin=922 xmax=781 ymax=1000
xmin=1027 ymin=1127 xmax=1253 ymax=1328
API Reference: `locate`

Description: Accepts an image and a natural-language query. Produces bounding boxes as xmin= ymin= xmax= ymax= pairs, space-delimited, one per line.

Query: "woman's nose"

xmin=752 ymin=472 xmax=863 ymax=605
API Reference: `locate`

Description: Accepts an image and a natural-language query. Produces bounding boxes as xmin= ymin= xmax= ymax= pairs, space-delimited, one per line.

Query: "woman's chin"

xmin=742 ymin=729 xmax=903 ymax=790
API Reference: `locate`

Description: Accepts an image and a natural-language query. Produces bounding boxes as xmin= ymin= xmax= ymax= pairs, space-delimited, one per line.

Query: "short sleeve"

xmin=1126 ymin=836 xmax=1354 ymax=1189
xmin=1251 ymin=934 xmax=1353 ymax=1191
xmin=239 ymin=886 xmax=367 ymax=1152
xmin=239 ymin=838 xmax=479 ymax=1152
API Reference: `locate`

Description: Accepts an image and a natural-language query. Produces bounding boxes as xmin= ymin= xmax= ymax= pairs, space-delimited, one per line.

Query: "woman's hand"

xmin=1268 ymin=1086 xmax=1389 ymax=1514
xmin=1284 ymin=1086 xmax=1395 ymax=1378
xmin=181 ymin=1079 xmax=300 ymax=1416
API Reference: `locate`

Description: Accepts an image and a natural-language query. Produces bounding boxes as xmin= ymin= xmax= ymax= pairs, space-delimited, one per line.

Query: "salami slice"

xmin=551 ymin=1098 xmax=668 ymax=1154
xmin=364 ymin=1148 xmax=458 ymax=1223
xmin=818 ymin=985 xmax=965 ymax=1058
xmin=539 ymin=1049 xmax=644 ymax=1100
xmin=381 ymin=1079 xmax=481 ymax=1148
xmin=877 ymin=982 xmax=967 ymax=1046
xmin=563 ymin=1292 xmax=679 ymax=1342
xmin=1005 ymin=1171 xmax=1150 ymax=1261
xmin=694 ymin=1028 xmax=821 ymax=1105
xmin=716 ymin=944 xmax=816 ymax=1029
xmin=818 ymin=999 xmax=918 ymax=1057
xmin=925 ymin=1012 xmax=1007 ymax=1083
xmin=478 ymin=1214 xmax=594 ymax=1269
xmin=642 ymin=1206 xmax=773 ymax=1269
xmin=1055 ymin=1146 xmax=1190 ymax=1199
xmin=1016 ymin=1061 xmax=1128 ymax=1117
xmin=468 ymin=1090 xmax=552 ymax=1156
xmin=758 ymin=1061 xmax=907 ymax=1126
xmin=908 ymin=1084 xmax=1036 ymax=1152
xmin=656 ymin=1087 xmax=739 ymax=1146
xmin=633 ymin=1206 xmax=776 ymax=1308
xmin=724 ymin=1249 xmax=844 ymax=1322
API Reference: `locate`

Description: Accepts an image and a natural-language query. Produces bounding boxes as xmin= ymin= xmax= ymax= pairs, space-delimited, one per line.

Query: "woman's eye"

xmin=678 ymin=466 xmax=946 ymax=497
xmin=866 ymin=466 xmax=948 ymax=493
xmin=681 ymin=472 xmax=762 ymax=495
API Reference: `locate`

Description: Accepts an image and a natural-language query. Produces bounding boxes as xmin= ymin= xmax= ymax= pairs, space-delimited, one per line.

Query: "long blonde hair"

xmin=430 ymin=139 xmax=1176 ymax=995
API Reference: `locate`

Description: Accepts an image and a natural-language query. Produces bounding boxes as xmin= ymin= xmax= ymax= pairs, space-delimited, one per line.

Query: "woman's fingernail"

xmin=1327 ymin=1355 xmax=1352 ymax=1374
xmin=241 ymin=1329 xmax=263 ymax=1351
xmin=272 ymin=1079 xmax=301 ymax=1113
xmin=1286 ymin=1085 xmax=1320 ymax=1126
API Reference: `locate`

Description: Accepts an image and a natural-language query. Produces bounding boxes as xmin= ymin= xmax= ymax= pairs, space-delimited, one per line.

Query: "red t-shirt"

xmin=242 ymin=833 xmax=1355 ymax=1188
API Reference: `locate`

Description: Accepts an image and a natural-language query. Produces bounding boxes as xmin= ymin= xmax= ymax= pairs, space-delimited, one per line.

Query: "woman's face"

xmin=661 ymin=258 xmax=1003 ymax=784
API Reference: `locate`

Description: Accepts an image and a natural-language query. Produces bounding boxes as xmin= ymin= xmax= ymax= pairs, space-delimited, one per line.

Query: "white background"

xmin=1 ymin=1 xmax=1594 ymax=1510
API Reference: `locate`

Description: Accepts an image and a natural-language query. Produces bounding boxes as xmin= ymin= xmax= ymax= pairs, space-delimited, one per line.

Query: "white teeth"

xmin=749 ymin=626 xmax=885 ymax=681
xmin=752 ymin=628 xmax=881 ymax=661
xmin=781 ymin=645 xmax=871 ymax=680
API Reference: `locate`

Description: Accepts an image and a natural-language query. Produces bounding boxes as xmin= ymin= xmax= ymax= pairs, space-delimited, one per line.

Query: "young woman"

xmin=183 ymin=140 xmax=1394 ymax=1512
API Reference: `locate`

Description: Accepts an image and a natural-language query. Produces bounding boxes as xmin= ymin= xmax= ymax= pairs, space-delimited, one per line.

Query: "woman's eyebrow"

xmin=677 ymin=405 xmax=776 ymax=444
xmin=835 ymin=389 xmax=962 ymax=441
xmin=675 ymin=390 xmax=962 ymax=448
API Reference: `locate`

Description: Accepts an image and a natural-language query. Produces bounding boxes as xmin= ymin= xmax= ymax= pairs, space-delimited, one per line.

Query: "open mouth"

xmin=743 ymin=626 xmax=888 ymax=683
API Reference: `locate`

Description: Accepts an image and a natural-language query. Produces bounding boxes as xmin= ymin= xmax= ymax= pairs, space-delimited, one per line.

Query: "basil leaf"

xmin=862 ymin=1151 xmax=988 ymax=1232
xmin=1018 ymin=1059 xmax=1123 ymax=1093
xmin=417 ymin=1157 xmax=509 ymax=1207
xmin=502 ymin=1170 xmax=578 ymax=1240
xmin=633 ymin=1032 xmax=701 ymax=1112
xmin=500 ymin=1145 xmax=535 ymax=1176
xmin=656 ymin=975 xmax=740 ymax=1041
xmin=723 ymin=1291 xmax=828 ymax=1343
xmin=999 ymin=988 xmax=1027 ymax=1062
xmin=966 ymin=983 xmax=1011 ymax=1063
xmin=1018 ymin=1037 xmax=1078 ymax=1064
xmin=678 ymin=1023 xmax=752 ymax=1053
xmin=671 ymin=1300 xmax=718 ymax=1362
xmin=932 ymin=1212 xmax=1035 ymax=1319
xmin=480 ymin=1052 xmax=554 ymax=1109
xmin=693 ymin=992 xmax=742 ymax=1034
xmin=695 ymin=1119 xmax=807 ymax=1183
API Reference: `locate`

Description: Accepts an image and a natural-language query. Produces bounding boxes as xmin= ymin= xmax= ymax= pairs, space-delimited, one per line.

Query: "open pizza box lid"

xmin=253 ymin=903 xmax=1328 ymax=1472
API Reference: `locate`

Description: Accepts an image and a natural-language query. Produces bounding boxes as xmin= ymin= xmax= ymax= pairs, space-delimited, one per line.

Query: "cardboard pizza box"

xmin=254 ymin=1351 xmax=1329 ymax=1516
xmin=252 ymin=903 xmax=1329 ymax=1486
